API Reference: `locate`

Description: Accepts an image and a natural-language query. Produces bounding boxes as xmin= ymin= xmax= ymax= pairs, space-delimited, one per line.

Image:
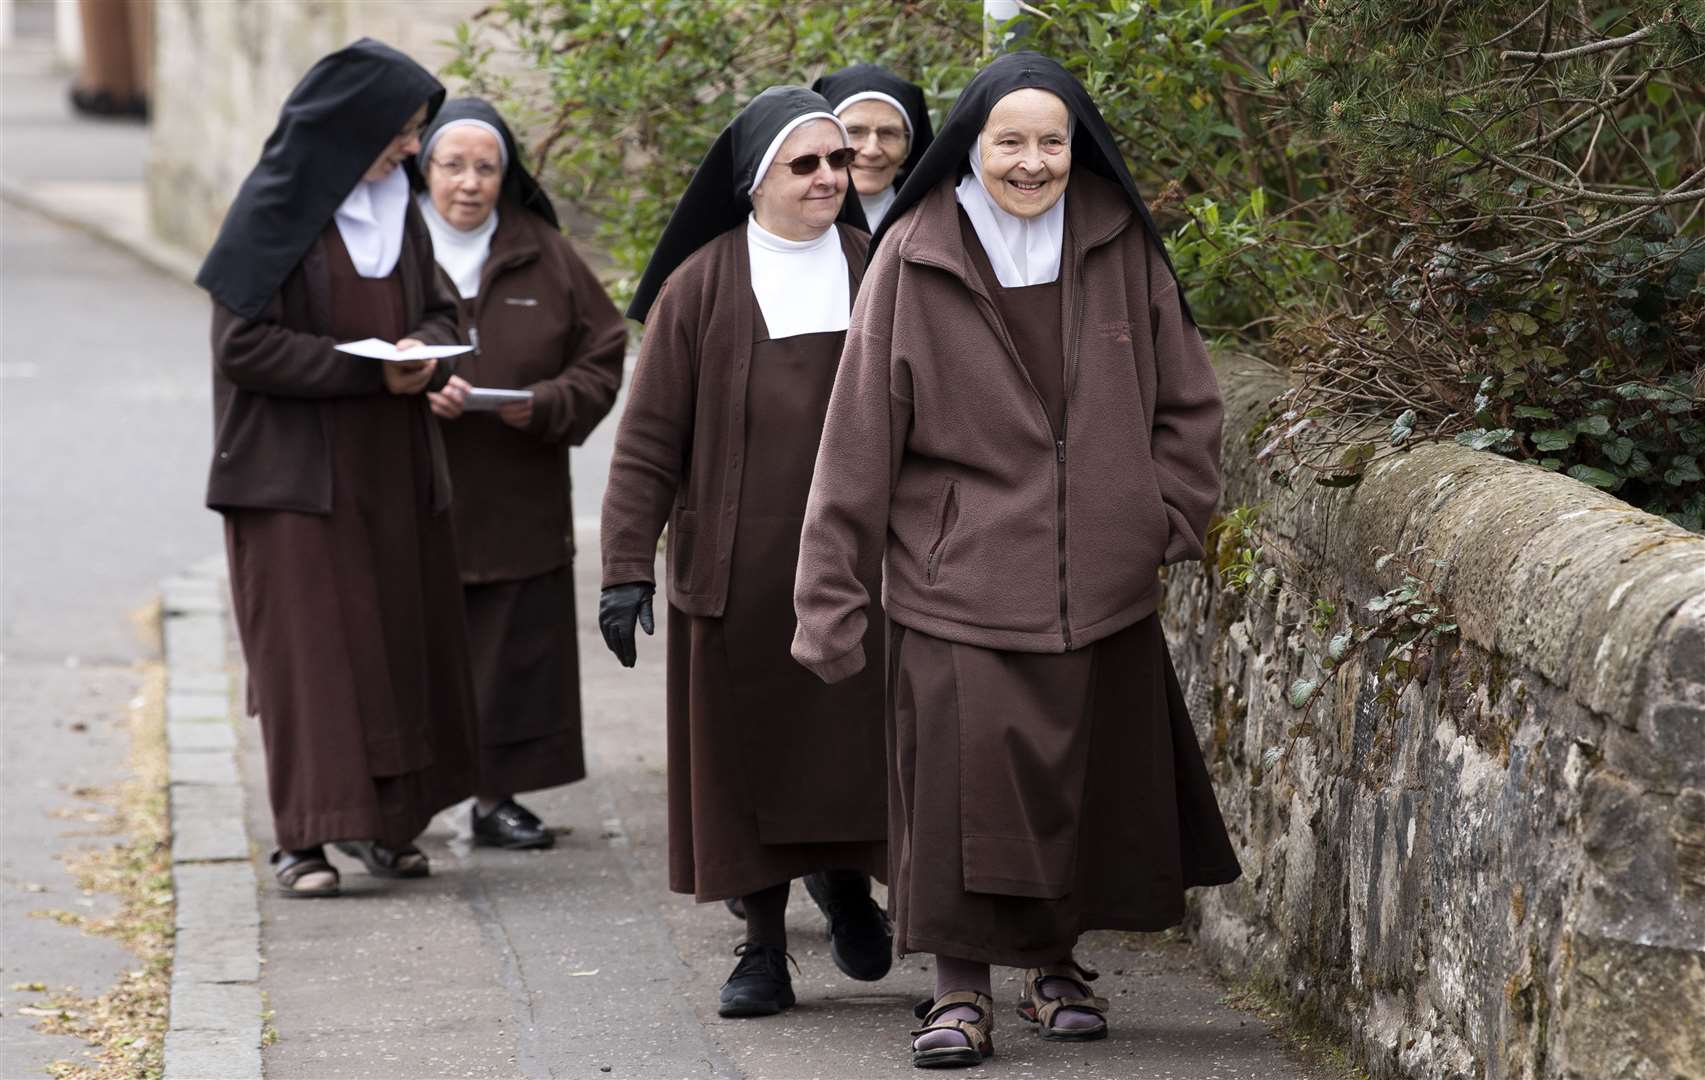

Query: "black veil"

xmin=625 ymin=85 xmax=867 ymax=324
xmin=195 ymin=38 xmax=445 ymax=319
xmin=407 ymin=97 xmax=559 ymax=229
xmin=810 ymin=63 xmax=935 ymax=186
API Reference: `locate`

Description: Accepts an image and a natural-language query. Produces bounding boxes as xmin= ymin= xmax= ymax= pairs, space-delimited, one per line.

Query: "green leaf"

xmin=1513 ymin=405 xmax=1556 ymax=420
xmin=1456 ymin=428 xmax=1516 ymax=451
xmin=1566 ymin=465 xmax=1621 ymax=490
xmin=1646 ymin=83 xmax=1673 ymax=109
xmin=1390 ymin=409 xmax=1416 ymax=446
xmin=1287 ymin=677 xmax=1317 ymax=709
xmin=1572 ymin=415 xmax=1612 ymax=437
xmin=1328 ymin=630 xmax=1353 ymax=661
xmin=1664 ymin=456 xmax=1703 ymax=486
xmin=1604 ymin=436 xmax=1636 ymax=466
xmin=1532 ymin=429 xmax=1575 ymax=452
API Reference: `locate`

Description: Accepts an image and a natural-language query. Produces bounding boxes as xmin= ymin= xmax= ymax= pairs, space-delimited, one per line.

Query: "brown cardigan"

xmin=441 ymin=205 xmax=628 ymax=583
xmin=600 ymin=222 xmax=870 ymax=615
xmin=792 ymin=172 xmax=1224 ymax=681
xmin=205 ymin=203 xmax=461 ymax=515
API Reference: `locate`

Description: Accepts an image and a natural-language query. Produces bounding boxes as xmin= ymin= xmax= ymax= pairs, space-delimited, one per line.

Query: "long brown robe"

xmin=877 ymin=215 xmax=1240 ymax=967
xmin=440 ymin=206 xmax=627 ymax=795
xmin=225 ymin=224 xmax=478 ymax=850
xmin=665 ymin=310 xmax=887 ymax=902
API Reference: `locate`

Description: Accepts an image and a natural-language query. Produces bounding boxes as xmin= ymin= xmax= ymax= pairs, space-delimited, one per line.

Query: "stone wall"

xmin=1163 ymin=355 xmax=1705 ymax=1079
xmin=146 ymin=0 xmax=482 ymax=256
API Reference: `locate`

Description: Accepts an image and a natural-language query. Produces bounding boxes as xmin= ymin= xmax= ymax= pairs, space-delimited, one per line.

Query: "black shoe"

xmin=718 ymin=943 xmax=796 ymax=1018
xmin=804 ymin=870 xmax=893 ymax=982
xmin=472 ymin=799 xmax=555 ymax=850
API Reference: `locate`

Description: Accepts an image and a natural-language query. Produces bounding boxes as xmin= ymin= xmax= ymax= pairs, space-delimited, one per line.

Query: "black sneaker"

xmin=804 ymin=870 xmax=893 ymax=982
xmin=718 ymin=943 xmax=796 ymax=1018
xmin=471 ymin=799 xmax=555 ymax=850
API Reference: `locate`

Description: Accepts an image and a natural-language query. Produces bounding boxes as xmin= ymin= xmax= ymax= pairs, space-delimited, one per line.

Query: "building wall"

xmin=146 ymin=0 xmax=481 ymax=256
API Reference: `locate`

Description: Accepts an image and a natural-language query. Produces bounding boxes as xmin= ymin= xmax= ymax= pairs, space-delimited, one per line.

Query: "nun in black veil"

xmin=598 ymin=86 xmax=892 ymax=1020
xmin=811 ymin=63 xmax=934 ymax=231
xmin=198 ymin=39 xmax=479 ymax=898
xmin=794 ymin=53 xmax=1240 ymax=1066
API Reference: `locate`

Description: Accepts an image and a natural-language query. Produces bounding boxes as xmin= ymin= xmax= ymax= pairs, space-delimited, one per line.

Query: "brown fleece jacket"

xmin=792 ymin=171 xmax=1223 ymax=682
xmin=600 ymin=222 xmax=870 ymax=615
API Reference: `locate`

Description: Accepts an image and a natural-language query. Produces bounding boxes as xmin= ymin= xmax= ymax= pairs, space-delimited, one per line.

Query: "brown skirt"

xmin=886 ymin=614 xmax=1241 ymax=968
xmin=463 ymin=566 xmax=586 ymax=796
xmin=225 ymin=403 xmax=478 ymax=851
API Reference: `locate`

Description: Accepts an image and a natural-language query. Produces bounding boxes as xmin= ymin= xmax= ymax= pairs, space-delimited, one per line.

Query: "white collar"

xmin=418 ymin=193 xmax=498 ymax=300
xmin=746 ymin=215 xmax=849 ymax=340
xmin=333 ymin=167 xmax=410 ymax=279
xmin=954 ymin=149 xmax=1065 ymax=287
xmin=859 ymin=186 xmax=897 ymax=231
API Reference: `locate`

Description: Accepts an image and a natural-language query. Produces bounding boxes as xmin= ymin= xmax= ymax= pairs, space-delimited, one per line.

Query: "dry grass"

xmin=24 ymin=652 xmax=174 ymax=1080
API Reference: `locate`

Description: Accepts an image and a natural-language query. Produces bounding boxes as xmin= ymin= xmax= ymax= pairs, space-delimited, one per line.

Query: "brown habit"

xmin=794 ymin=175 xmax=1240 ymax=966
xmin=602 ymin=224 xmax=886 ymax=901
xmin=439 ymin=205 xmax=627 ymax=795
xmin=215 ymin=215 xmax=479 ymax=851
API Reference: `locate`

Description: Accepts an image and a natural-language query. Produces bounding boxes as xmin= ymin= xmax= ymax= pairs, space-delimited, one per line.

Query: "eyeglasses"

xmin=781 ymin=147 xmax=858 ymax=175
xmin=845 ymin=125 xmax=908 ymax=148
xmin=430 ymin=158 xmax=502 ymax=180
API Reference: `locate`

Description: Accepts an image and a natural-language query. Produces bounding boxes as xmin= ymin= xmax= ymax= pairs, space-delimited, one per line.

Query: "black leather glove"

xmin=599 ymin=582 xmax=656 ymax=668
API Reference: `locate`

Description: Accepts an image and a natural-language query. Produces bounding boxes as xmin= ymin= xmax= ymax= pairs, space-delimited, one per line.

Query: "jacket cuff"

xmin=797 ymin=642 xmax=867 ymax=685
xmin=526 ymin=379 xmax=568 ymax=438
xmin=601 ymin=562 xmax=657 ymax=589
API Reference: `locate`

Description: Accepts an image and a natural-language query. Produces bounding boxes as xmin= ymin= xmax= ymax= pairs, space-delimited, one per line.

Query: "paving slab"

xmin=170 ymin=784 xmax=250 ymax=863
xmin=167 ymin=721 xmax=235 ymax=754
xmin=169 ymin=750 xmax=240 ymax=786
xmin=172 ymin=923 xmax=262 ymax=985
xmin=163 ymin=1029 xmax=263 ymax=1080
xmin=174 ymin=862 xmax=261 ymax=932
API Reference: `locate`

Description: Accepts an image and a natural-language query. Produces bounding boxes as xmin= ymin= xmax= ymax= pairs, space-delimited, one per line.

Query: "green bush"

xmin=449 ymin=0 xmax=1703 ymax=528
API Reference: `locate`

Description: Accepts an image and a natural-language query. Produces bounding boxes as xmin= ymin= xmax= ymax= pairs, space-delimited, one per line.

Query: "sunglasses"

xmin=782 ymin=147 xmax=858 ymax=175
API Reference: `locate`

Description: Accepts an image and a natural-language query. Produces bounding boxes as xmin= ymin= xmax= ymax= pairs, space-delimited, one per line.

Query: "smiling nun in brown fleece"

xmin=792 ymin=53 xmax=1242 ymax=1067
xmin=598 ymin=86 xmax=893 ymax=1020
xmin=410 ymin=98 xmax=628 ymax=851
xmin=197 ymin=39 xmax=478 ymax=898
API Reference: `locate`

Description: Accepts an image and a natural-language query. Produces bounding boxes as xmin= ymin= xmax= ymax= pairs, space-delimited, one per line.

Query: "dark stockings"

xmin=741 ymin=880 xmax=790 ymax=949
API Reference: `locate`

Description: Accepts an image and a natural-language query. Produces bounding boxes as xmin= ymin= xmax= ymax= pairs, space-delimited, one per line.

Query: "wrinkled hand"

xmin=497 ymin=397 xmax=534 ymax=429
xmin=429 ymin=375 xmax=471 ymax=419
xmin=598 ymin=582 xmax=655 ymax=668
xmin=382 ymin=341 xmax=436 ymax=396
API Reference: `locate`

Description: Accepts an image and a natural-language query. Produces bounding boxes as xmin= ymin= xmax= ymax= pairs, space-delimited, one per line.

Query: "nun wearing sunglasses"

xmin=598 ymin=86 xmax=892 ymax=1020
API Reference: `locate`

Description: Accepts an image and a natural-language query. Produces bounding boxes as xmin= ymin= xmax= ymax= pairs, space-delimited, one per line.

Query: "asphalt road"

xmin=0 ymin=203 xmax=219 ymax=1076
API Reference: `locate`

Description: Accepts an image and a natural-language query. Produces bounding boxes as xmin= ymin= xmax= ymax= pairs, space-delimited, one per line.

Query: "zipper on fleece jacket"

xmin=920 ymin=252 xmax=1077 ymax=650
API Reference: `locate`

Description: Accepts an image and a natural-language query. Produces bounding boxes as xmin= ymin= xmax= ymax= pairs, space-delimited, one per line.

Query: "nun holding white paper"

xmin=196 ymin=39 xmax=479 ymax=899
xmin=597 ymin=86 xmax=893 ymax=1022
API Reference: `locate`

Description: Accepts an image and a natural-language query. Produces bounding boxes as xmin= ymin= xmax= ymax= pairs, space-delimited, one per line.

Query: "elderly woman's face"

xmin=840 ymin=99 xmax=909 ymax=197
xmin=363 ymin=103 xmax=428 ymax=182
xmin=978 ymin=89 xmax=1071 ymax=219
xmin=750 ymin=118 xmax=850 ymax=241
xmin=426 ymin=125 xmax=503 ymax=231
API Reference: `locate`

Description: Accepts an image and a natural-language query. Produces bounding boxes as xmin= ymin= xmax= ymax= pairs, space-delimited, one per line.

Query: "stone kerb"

xmin=1163 ymin=354 xmax=1705 ymax=1079
xmin=160 ymin=559 xmax=262 ymax=1080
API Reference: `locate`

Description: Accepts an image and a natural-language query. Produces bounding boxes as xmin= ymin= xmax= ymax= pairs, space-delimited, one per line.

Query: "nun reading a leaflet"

xmin=412 ymin=98 xmax=628 ymax=851
xmin=196 ymin=39 xmax=479 ymax=899
xmin=598 ymin=86 xmax=892 ymax=1020
xmin=793 ymin=53 xmax=1242 ymax=1067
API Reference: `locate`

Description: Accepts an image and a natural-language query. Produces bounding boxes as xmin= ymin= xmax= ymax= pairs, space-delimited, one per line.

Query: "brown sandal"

xmin=1017 ymin=960 xmax=1109 ymax=1041
xmin=910 ymin=989 xmax=994 ymax=1069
